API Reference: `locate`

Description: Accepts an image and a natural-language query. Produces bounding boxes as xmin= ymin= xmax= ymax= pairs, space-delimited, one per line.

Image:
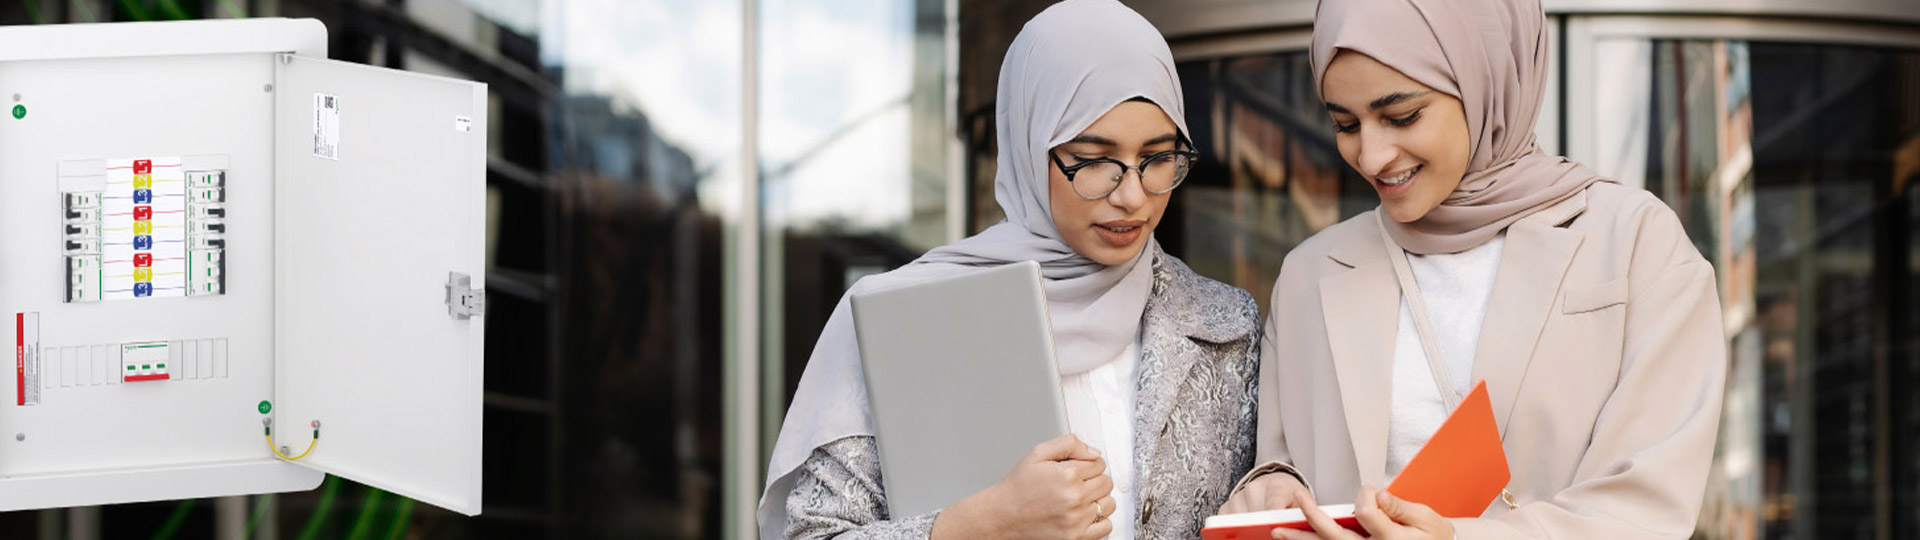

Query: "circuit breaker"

xmin=0 ymin=19 xmax=488 ymax=515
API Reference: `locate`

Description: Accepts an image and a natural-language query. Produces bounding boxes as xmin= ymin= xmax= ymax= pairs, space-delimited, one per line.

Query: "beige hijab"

xmin=1311 ymin=0 xmax=1608 ymax=254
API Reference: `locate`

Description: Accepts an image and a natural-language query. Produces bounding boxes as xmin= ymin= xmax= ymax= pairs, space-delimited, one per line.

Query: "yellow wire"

xmin=267 ymin=426 xmax=319 ymax=461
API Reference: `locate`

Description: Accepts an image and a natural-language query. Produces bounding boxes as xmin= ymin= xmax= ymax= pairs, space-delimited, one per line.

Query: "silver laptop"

xmin=850 ymin=260 xmax=1071 ymax=518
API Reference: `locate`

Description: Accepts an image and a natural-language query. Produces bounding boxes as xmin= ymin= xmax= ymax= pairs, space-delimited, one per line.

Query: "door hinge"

xmin=445 ymin=272 xmax=485 ymax=319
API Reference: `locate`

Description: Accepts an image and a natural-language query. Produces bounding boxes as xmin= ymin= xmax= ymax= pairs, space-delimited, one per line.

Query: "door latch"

xmin=445 ymin=272 xmax=485 ymax=319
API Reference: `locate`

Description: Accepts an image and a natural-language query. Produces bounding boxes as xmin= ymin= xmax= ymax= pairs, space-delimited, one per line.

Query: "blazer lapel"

xmin=1132 ymin=249 xmax=1259 ymax=478
xmin=1132 ymin=255 xmax=1203 ymax=474
xmin=1133 ymin=316 xmax=1191 ymax=473
xmin=1470 ymin=193 xmax=1589 ymax=436
xmin=1321 ymin=218 xmax=1399 ymax=489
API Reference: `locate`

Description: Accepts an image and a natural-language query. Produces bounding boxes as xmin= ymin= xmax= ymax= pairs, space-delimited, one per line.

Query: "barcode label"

xmin=312 ymin=93 xmax=340 ymax=161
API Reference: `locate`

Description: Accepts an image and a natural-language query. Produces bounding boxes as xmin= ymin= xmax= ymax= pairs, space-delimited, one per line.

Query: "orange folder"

xmin=1202 ymin=381 xmax=1510 ymax=539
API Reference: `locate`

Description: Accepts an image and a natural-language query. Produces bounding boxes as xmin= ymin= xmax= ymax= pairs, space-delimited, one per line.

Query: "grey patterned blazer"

xmin=784 ymin=248 xmax=1262 ymax=540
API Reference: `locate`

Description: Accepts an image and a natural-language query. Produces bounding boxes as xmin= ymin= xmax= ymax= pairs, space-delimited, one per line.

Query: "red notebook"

xmin=1202 ymin=381 xmax=1510 ymax=539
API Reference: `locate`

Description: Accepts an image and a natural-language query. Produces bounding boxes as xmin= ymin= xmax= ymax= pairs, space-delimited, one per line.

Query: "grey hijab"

xmin=757 ymin=0 xmax=1188 ymax=536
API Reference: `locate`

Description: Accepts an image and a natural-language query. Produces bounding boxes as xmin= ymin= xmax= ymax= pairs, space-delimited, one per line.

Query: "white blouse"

xmin=1386 ymin=235 xmax=1505 ymax=479
xmin=1059 ymin=337 xmax=1141 ymax=540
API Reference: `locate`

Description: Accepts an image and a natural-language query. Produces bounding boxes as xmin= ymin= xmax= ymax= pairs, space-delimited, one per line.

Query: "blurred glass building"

xmin=0 ymin=1 xmax=1914 ymax=539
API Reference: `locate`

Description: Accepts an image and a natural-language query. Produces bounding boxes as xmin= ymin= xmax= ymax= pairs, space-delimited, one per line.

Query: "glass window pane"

xmin=1166 ymin=53 xmax=1374 ymax=313
xmin=546 ymin=0 xmax=744 ymax=537
xmin=1600 ymin=37 xmax=1920 ymax=540
xmin=759 ymin=0 xmax=957 ymax=422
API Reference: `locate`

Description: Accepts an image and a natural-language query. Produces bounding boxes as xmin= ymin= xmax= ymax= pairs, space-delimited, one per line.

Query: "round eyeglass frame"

xmin=1049 ymin=148 xmax=1201 ymax=200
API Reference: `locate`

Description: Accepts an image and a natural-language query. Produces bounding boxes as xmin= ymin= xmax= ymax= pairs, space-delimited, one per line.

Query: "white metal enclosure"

xmin=0 ymin=18 xmax=489 ymax=516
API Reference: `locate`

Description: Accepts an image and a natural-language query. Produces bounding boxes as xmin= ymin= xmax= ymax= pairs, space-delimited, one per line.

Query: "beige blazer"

xmin=1250 ymin=182 xmax=1728 ymax=539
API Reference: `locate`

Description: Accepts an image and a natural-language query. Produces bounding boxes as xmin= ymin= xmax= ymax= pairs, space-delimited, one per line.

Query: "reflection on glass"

xmin=1168 ymin=53 xmax=1372 ymax=312
xmin=546 ymin=0 xmax=742 ymax=537
xmin=1596 ymin=39 xmax=1920 ymax=540
xmin=759 ymin=0 xmax=956 ymax=428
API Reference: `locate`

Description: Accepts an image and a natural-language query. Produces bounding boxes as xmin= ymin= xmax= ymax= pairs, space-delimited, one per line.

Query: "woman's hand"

xmin=930 ymin=434 xmax=1117 ymax=540
xmin=1218 ymin=471 xmax=1309 ymax=514
xmin=1272 ymin=488 xmax=1453 ymax=540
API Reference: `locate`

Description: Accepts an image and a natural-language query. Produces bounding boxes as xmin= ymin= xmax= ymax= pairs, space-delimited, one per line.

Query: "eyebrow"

xmin=1324 ymin=90 xmax=1432 ymax=114
xmin=1065 ymin=133 xmax=1180 ymax=147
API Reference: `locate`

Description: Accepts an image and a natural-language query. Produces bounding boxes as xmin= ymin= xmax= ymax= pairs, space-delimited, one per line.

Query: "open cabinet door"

xmin=271 ymin=55 xmax=487 ymax=515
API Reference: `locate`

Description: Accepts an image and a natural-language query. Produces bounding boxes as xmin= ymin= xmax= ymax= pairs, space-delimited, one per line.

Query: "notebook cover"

xmin=1202 ymin=381 xmax=1508 ymax=539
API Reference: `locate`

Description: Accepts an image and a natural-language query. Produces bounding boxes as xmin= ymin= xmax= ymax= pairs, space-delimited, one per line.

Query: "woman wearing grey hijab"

xmin=758 ymin=1 xmax=1262 ymax=539
xmin=1221 ymin=0 xmax=1726 ymax=539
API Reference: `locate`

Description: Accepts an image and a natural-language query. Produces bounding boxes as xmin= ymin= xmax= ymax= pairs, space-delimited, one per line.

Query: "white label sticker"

xmin=312 ymin=93 xmax=340 ymax=161
xmin=454 ymin=115 xmax=472 ymax=132
xmin=16 ymin=312 xmax=40 ymax=406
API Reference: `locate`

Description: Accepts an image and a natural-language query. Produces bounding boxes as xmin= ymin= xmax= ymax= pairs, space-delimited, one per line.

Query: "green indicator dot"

xmin=10 ymin=104 xmax=23 ymax=120
xmin=257 ymin=400 xmax=272 ymax=415
xmin=126 ymin=366 xmax=135 ymax=371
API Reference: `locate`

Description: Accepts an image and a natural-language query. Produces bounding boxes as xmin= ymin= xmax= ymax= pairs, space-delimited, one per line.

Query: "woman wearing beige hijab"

xmin=1218 ymin=0 xmax=1728 ymax=539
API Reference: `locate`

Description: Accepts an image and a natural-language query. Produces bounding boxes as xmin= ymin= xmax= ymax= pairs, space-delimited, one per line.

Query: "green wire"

xmin=157 ymin=0 xmax=187 ymax=20
xmin=343 ymin=487 xmax=385 ymax=540
xmin=383 ymin=498 xmax=415 ymax=540
xmin=149 ymin=499 xmax=194 ymax=540
xmin=294 ymin=476 xmax=341 ymax=540
xmin=243 ymin=481 xmax=388 ymax=540
xmin=242 ymin=494 xmax=275 ymax=540
xmin=115 ymin=0 xmax=149 ymax=21
xmin=24 ymin=0 xmax=41 ymax=24
xmin=72 ymin=0 xmax=97 ymax=22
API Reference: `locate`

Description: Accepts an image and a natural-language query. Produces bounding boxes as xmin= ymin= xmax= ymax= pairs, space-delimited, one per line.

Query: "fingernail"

xmin=1089 ymin=446 xmax=1103 ymax=457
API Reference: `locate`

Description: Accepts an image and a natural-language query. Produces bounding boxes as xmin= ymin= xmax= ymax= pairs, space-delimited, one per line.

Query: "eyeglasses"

xmin=1050 ymin=148 xmax=1200 ymax=200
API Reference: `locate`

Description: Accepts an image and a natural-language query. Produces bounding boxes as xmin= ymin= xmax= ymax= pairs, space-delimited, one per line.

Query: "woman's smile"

xmin=1372 ymin=164 xmax=1422 ymax=199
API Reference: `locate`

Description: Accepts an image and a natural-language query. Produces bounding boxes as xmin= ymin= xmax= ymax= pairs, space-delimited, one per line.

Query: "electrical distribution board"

xmin=0 ymin=19 xmax=488 ymax=515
